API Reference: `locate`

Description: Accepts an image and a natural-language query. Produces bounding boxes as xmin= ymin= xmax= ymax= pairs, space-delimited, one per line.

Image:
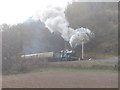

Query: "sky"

xmin=0 ymin=0 xmax=118 ymax=25
xmin=0 ymin=0 xmax=70 ymax=25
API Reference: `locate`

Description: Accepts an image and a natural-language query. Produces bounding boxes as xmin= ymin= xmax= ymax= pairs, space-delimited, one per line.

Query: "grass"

xmin=3 ymin=70 xmax=26 ymax=75
xmin=3 ymin=60 xmax=119 ymax=75
xmin=47 ymin=61 xmax=118 ymax=70
xmin=34 ymin=67 xmax=118 ymax=73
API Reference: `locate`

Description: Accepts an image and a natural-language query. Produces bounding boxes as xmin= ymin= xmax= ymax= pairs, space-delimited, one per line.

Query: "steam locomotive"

xmin=53 ymin=49 xmax=80 ymax=61
xmin=21 ymin=50 xmax=80 ymax=61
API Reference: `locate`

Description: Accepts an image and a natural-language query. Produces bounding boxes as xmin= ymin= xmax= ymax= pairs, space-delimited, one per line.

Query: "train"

xmin=53 ymin=50 xmax=80 ymax=61
xmin=21 ymin=50 xmax=81 ymax=61
xmin=21 ymin=52 xmax=53 ymax=59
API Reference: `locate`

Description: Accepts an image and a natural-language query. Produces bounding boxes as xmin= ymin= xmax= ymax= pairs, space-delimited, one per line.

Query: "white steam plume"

xmin=33 ymin=1 xmax=94 ymax=48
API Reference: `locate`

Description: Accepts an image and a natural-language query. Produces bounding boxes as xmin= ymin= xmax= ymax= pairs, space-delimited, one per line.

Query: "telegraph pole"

xmin=80 ymin=38 xmax=85 ymax=60
xmin=82 ymin=39 xmax=84 ymax=60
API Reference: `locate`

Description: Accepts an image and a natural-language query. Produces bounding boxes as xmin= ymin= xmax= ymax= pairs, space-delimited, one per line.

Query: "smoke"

xmin=33 ymin=1 xmax=94 ymax=48
xmin=69 ymin=27 xmax=93 ymax=48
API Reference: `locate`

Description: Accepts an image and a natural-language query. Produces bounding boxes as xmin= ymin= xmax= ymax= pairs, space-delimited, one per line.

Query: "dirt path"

xmin=2 ymin=71 xmax=118 ymax=88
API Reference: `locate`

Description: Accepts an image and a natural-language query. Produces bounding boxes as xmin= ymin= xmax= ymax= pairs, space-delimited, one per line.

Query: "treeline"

xmin=1 ymin=20 xmax=65 ymax=73
xmin=2 ymin=2 xmax=118 ymax=58
xmin=65 ymin=2 xmax=118 ymax=57
xmin=1 ymin=2 xmax=118 ymax=73
xmin=2 ymin=20 xmax=65 ymax=57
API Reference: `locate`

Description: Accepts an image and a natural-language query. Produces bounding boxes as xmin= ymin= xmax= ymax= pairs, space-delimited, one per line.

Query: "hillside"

xmin=1 ymin=2 xmax=118 ymax=74
xmin=2 ymin=2 xmax=118 ymax=58
xmin=65 ymin=2 xmax=118 ymax=57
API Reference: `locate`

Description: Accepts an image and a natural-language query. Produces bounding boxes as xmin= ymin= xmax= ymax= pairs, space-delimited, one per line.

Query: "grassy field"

xmin=3 ymin=58 xmax=119 ymax=75
xmin=34 ymin=67 xmax=118 ymax=73
xmin=43 ymin=60 xmax=118 ymax=70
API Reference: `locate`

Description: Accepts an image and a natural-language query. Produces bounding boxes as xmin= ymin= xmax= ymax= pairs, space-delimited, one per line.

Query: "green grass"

xmin=52 ymin=61 xmax=118 ymax=66
xmin=3 ymin=60 xmax=119 ymax=75
xmin=34 ymin=67 xmax=118 ymax=73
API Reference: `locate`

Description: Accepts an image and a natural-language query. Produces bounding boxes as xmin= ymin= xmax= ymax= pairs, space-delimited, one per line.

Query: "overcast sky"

xmin=0 ymin=0 xmax=70 ymax=25
xmin=0 ymin=0 xmax=118 ymax=25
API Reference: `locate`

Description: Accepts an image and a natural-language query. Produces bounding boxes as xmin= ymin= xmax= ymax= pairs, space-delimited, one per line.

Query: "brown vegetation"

xmin=2 ymin=71 xmax=118 ymax=88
